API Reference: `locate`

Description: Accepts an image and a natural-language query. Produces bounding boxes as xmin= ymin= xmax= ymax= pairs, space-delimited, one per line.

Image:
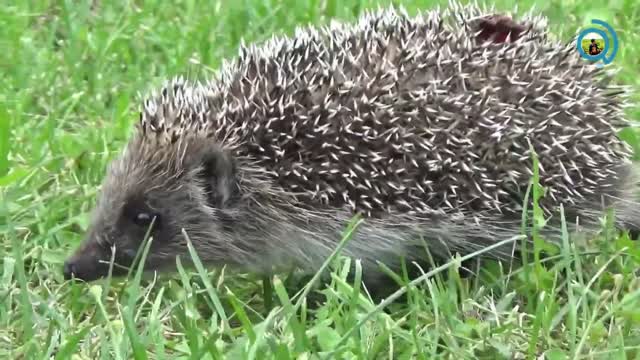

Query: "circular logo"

xmin=576 ymin=19 xmax=619 ymax=68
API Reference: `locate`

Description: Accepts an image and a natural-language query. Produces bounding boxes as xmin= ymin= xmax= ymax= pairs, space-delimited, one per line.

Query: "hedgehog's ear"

xmin=199 ymin=149 xmax=237 ymax=208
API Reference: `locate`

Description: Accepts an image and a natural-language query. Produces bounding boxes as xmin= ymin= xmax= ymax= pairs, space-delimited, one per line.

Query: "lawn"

xmin=2 ymin=0 xmax=640 ymax=358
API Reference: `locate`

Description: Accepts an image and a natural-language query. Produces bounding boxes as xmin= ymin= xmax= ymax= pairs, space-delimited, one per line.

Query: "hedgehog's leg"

xmin=353 ymin=248 xmax=489 ymax=302
xmin=613 ymin=199 xmax=640 ymax=240
xmin=563 ymin=163 xmax=640 ymax=240
xmin=606 ymin=163 xmax=640 ymax=240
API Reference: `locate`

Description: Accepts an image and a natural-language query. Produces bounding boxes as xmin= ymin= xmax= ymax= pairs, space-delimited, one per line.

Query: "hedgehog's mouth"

xmin=62 ymin=258 xmax=129 ymax=282
xmin=63 ymin=240 xmax=134 ymax=281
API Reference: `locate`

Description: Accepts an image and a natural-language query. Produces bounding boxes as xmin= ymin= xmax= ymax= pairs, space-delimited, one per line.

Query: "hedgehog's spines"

xmin=131 ymin=4 xmax=631 ymax=219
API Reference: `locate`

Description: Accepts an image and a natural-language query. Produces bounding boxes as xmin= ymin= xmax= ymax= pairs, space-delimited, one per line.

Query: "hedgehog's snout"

xmin=63 ymin=253 xmax=101 ymax=282
xmin=62 ymin=259 xmax=90 ymax=281
xmin=62 ymin=260 xmax=75 ymax=280
xmin=63 ymin=239 xmax=115 ymax=282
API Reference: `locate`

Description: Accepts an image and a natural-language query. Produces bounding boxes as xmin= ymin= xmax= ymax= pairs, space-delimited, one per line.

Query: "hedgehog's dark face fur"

xmin=63 ymin=134 xmax=238 ymax=281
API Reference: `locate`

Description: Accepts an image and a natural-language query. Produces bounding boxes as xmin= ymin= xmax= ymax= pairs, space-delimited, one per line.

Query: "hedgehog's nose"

xmin=63 ymin=260 xmax=76 ymax=280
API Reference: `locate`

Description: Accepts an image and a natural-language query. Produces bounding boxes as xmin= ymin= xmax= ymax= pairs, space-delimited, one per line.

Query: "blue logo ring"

xmin=576 ymin=19 xmax=619 ymax=66
xmin=576 ymin=28 xmax=609 ymax=62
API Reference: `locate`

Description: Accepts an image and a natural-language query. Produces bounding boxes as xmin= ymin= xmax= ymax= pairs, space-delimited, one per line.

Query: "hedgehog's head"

xmin=63 ymin=126 xmax=240 ymax=282
xmin=63 ymin=135 xmax=239 ymax=281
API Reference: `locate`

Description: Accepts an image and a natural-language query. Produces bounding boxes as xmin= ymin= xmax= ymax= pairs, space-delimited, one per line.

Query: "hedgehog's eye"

xmin=133 ymin=212 xmax=158 ymax=228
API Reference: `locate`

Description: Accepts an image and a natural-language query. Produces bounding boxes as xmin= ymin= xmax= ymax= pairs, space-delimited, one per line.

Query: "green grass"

xmin=2 ymin=0 xmax=640 ymax=358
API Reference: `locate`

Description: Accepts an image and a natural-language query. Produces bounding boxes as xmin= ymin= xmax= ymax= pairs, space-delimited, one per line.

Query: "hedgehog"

xmin=63 ymin=3 xmax=639 ymax=287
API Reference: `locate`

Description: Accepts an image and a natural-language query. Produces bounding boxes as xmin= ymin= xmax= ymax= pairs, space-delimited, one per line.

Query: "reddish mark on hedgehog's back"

xmin=476 ymin=15 xmax=527 ymax=44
